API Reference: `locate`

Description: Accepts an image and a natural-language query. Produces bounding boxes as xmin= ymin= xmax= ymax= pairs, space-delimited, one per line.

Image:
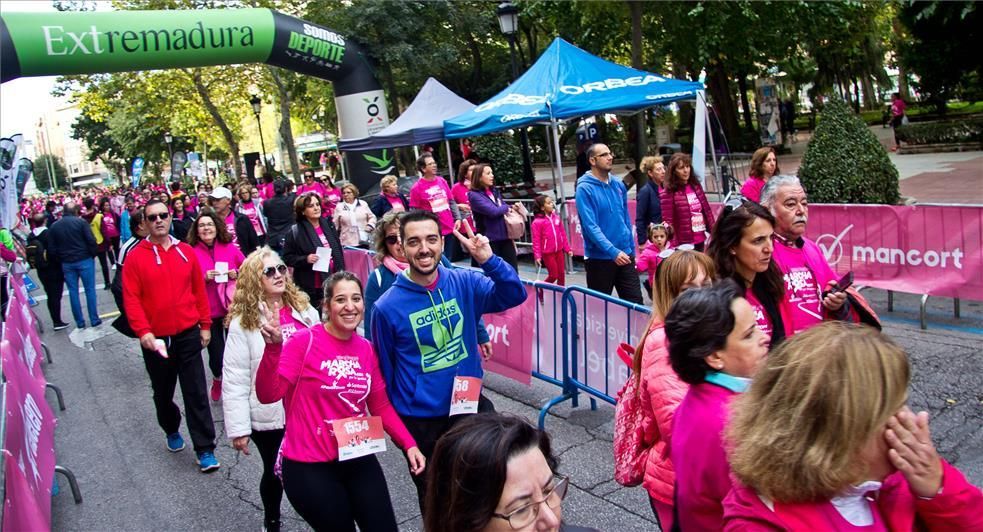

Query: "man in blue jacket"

xmin=575 ymin=143 xmax=644 ymax=304
xmin=371 ymin=209 xmax=526 ymax=511
xmin=47 ymin=202 xmax=102 ymax=329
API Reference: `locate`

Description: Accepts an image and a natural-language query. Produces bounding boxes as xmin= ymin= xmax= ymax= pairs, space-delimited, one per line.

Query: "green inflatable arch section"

xmin=0 ymin=8 xmax=393 ymax=190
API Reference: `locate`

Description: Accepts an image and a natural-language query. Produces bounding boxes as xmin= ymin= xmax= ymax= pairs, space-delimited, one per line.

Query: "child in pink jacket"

xmin=530 ymin=195 xmax=571 ymax=286
xmin=636 ymin=223 xmax=673 ymax=290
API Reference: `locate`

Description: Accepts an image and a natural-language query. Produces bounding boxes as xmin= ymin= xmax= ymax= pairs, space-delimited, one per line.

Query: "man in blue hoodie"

xmin=371 ymin=209 xmax=526 ymax=510
xmin=575 ymin=143 xmax=644 ymax=304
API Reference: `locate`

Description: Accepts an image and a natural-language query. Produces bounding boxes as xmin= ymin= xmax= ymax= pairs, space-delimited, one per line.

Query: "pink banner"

xmin=482 ymin=285 xmax=536 ymax=385
xmin=565 ymin=200 xmax=983 ymax=300
xmin=3 ymin=296 xmax=45 ymax=390
xmin=2 ymin=338 xmax=58 ymax=532
xmin=342 ymin=247 xmax=376 ymax=288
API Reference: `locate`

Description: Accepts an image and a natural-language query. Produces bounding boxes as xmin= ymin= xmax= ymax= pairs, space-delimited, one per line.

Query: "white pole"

xmin=550 ymin=121 xmax=573 ymax=272
xmin=701 ymin=92 xmax=722 ymax=197
xmin=444 ymin=139 xmax=455 ymax=181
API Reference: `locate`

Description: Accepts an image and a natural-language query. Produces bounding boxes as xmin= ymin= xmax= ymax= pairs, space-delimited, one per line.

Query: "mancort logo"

xmin=817 ymin=224 xmax=964 ymax=269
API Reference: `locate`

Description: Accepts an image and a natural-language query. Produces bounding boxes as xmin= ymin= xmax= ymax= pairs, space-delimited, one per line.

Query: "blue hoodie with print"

xmin=371 ymin=255 xmax=526 ymax=417
xmin=575 ymin=171 xmax=635 ymax=259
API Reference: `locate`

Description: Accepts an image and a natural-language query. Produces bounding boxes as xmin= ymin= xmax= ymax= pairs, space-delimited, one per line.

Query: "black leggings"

xmin=206 ymin=319 xmax=226 ymax=379
xmin=96 ymin=249 xmax=111 ymax=286
xmin=281 ymin=456 xmax=397 ymax=532
xmin=251 ymin=429 xmax=285 ymax=523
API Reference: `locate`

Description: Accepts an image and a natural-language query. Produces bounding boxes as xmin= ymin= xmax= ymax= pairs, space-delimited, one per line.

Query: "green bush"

xmin=895 ymin=118 xmax=983 ymax=145
xmin=472 ymin=133 xmax=524 ymax=185
xmin=798 ymin=98 xmax=900 ymax=204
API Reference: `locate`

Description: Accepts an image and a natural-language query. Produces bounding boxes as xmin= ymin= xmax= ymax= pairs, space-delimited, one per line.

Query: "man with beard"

xmin=370 ymin=210 xmax=526 ymax=511
xmin=122 ymin=200 xmax=220 ymax=473
xmin=760 ymin=175 xmax=849 ymax=334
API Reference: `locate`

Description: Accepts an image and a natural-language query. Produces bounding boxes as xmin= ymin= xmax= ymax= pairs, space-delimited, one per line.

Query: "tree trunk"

xmin=188 ymin=69 xmax=242 ymax=179
xmin=267 ymin=67 xmax=301 ymax=182
xmin=861 ymin=75 xmax=877 ymax=110
xmin=706 ymin=62 xmax=741 ymax=145
xmin=851 ymin=78 xmax=861 ymax=113
xmin=737 ymin=73 xmax=754 ymax=130
xmin=672 ymin=62 xmax=695 ymax=137
xmin=627 ymin=0 xmax=646 ymax=172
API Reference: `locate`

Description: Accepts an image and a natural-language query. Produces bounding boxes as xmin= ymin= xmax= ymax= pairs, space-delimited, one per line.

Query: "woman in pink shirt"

xmin=707 ymin=199 xmax=792 ymax=347
xmin=665 ymin=280 xmax=769 ymax=531
xmin=235 ymin=184 xmax=268 ymax=243
xmin=659 ymin=153 xmax=715 ymax=252
xmin=739 ymin=146 xmax=779 ymax=203
xmin=255 ymin=271 xmax=425 ymax=531
xmin=725 ymin=323 xmax=983 ymax=530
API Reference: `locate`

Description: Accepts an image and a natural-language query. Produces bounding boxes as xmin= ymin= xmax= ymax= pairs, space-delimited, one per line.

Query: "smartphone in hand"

xmin=830 ymin=271 xmax=854 ymax=293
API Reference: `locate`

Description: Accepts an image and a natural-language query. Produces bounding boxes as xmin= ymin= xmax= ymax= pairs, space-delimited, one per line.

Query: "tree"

xmin=798 ymin=98 xmax=899 ymax=204
xmin=33 ymin=155 xmax=69 ymax=191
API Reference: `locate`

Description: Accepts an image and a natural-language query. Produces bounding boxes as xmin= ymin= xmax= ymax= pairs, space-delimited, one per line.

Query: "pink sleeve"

xmin=636 ymin=248 xmax=651 ymax=273
xmin=531 ymin=219 xmax=544 ymax=260
xmin=255 ymin=343 xmax=290 ymax=404
xmin=0 ymin=246 xmax=16 ymax=262
xmin=364 ymin=345 xmax=417 ymax=451
xmin=408 ymin=184 xmax=425 ymax=210
xmin=915 ymin=460 xmax=983 ymax=530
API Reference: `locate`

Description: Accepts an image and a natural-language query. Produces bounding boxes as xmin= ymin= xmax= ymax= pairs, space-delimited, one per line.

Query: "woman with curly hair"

xmin=222 ymin=247 xmax=320 ymax=532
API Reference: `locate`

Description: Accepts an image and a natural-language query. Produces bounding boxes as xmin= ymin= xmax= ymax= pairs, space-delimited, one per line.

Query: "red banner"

xmin=565 ymin=200 xmax=983 ymax=300
xmin=482 ymin=285 xmax=536 ymax=385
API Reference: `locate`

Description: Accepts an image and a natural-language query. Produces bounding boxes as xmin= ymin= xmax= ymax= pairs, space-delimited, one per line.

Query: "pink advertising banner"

xmin=481 ymin=286 xmax=537 ymax=385
xmin=565 ymin=200 xmax=983 ymax=300
xmin=342 ymin=247 xmax=375 ymax=288
xmin=2 ymin=338 xmax=58 ymax=532
xmin=3 ymin=296 xmax=46 ymax=390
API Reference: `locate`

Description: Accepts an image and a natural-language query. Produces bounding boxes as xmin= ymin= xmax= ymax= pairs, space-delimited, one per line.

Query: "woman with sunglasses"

xmin=222 ymin=247 xmax=320 ymax=532
xmin=426 ymin=412 xmax=593 ymax=532
xmin=282 ymin=192 xmax=345 ymax=313
xmin=255 ymin=271 xmax=425 ymax=531
xmin=188 ymin=209 xmax=246 ymax=401
xmin=707 ymin=200 xmax=791 ymax=347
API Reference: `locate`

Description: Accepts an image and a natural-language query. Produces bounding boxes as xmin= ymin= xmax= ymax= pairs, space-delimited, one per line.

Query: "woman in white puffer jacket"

xmin=222 ymin=246 xmax=319 ymax=532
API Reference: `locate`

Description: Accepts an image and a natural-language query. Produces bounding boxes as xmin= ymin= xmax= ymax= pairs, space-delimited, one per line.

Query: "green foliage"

xmin=798 ymin=98 xmax=900 ymax=205
xmin=33 ymin=155 xmax=70 ymax=191
xmin=472 ymin=134 xmax=523 ymax=185
xmin=895 ymin=118 xmax=983 ymax=145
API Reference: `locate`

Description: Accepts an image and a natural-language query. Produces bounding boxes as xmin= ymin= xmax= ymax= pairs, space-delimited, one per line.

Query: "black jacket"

xmin=230 ymin=211 xmax=260 ymax=257
xmin=370 ymin=193 xmax=409 ymax=218
xmin=263 ymin=194 xmax=295 ymax=249
xmin=47 ymin=214 xmax=97 ymax=263
xmin=635 ymin=180 xmax=663 ymax=245
xmin=283 ymin=217 xmax=346 ymax=294
xmin=171 ymin=210 xmax=196 ymax=243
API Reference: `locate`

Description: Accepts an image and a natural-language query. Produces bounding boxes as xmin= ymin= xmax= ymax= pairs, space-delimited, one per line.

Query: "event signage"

xmin=481 ymin=285 xmax=536 ymax=385
xmin=15 ymin=158 xmax=32 ymax=199
xmin=0 ymin=134 xmax=23 ymax=230
xmin=131 ymin=156 xmax=144 ymax=188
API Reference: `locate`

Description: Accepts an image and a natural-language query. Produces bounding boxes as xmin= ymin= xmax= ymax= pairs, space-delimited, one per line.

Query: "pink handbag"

xmin=613 ymin=342 xmax=647 ymax=487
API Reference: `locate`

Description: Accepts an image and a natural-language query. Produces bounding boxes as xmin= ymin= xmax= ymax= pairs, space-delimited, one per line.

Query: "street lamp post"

xmin=250 ymin=95 xmax=273 ymax=177
xmin=164 ymin=131 xmax=174 ymax=180
xmin=497 ymin=0 xmax=535 ymax=185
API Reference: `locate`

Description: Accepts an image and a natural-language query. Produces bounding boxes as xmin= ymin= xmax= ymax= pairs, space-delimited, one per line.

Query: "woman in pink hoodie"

xmin=725 ymin=322 xmax=983 ymax=530
xmin=188 ymin=210 xmax=246 ymax=401
xmin=530 ymin=195 xmax=572 ymax=285
xmin=633 ymin=250 xmax=715 ymax=529
xmin=739 ymin=147 xmax=779 ymax=203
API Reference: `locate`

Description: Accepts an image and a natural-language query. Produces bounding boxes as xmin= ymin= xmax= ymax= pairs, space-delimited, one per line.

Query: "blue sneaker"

xmin=166 ymin=432 xmax=185 ymax=452
xmin=196 ymin=451 xmax=220 ymax=473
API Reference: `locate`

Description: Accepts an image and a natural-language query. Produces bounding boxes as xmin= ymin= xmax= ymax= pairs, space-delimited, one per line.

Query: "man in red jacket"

xmin=122 ymin=199 xmax=220 ymax=473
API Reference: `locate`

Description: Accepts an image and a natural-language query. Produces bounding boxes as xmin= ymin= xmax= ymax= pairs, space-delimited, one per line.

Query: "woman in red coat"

xmin=659 ymin=153 xmax=715 ymax=251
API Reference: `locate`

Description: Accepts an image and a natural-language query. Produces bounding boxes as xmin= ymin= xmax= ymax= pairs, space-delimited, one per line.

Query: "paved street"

xmin=41 ymin=263 xmax=982 ymax=531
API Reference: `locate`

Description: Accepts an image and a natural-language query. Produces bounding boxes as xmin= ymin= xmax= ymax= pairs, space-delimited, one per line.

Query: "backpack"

xmin=613 ymin=342 xmax=647 ymax=487
xmin=25 ymin=232 xmax=47 ymax=270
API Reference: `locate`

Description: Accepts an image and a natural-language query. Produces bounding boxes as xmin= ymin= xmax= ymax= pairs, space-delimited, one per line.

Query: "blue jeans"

xmin=62 ymin=258 xmax=100 ymax=328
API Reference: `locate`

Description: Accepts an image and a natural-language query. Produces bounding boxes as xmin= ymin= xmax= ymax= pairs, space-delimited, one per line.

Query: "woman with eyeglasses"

xmin=659 ymin=153 xmax=715 ymax=252
xmin=707 ymin=200 xmax=791 ymax=347
xmin=628 ymin=250 xmax=715 ymax=530
xmin=282 ymin=192 xmax=345 ymax=313
xmin=425 ymin=412 xmax=592 ymax=532
xmin=255 ymin=271 xmax=425 ymax=531
xmin=222 ymin=247 xmax=320 ymax=532
xmin=236 ymin=184 xmax=268 ymax=247
xmin=187 ymin=209 xmax=246 ymax=401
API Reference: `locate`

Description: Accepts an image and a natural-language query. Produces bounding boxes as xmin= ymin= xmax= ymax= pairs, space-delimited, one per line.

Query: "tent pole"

xmin=444 ymin=139 xmax=455 ymax=180
xmin=550 ymin=121 xmax=573 ymax=273
xmin=701 ymin=92 xmax=722 ymax=198
xmin=545 ymin=125 xmax=558 ymax=195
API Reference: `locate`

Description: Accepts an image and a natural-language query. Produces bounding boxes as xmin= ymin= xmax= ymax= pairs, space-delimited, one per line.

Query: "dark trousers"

xmin=400 ymin=394 xmax=496 ymax=514
xmin=140 ymin=325 xmax=216 ymax=453
xmin=584 ymin=257 xmax=644 ymax=304
xmin=252 ymin=428 xmax=285 ymax=523
xmin=38 ymin=268 xmax=65 ymax=324
xmin=96 ymin=249 xmax=111 ymax=286
xmin=281 ymin=455 xmax=397 ymax=532
xmin=205 ymin=319 xmax=227 ymax=379
xmin=472 ymin=240 xmax=518 ymax=271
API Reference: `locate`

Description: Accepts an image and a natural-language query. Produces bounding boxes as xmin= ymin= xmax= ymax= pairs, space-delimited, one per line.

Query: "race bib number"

xmin=428 ymin=187 xmax=450 ymax=212
xmin=331 ymin=416 xmax=386 ymax=461
xmin=449 ymin=376 xmax=482 ymax=416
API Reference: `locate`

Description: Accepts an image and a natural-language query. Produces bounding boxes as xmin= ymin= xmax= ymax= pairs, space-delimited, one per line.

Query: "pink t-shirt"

xmin=224 ymin=212 xmax=239 ymax=247
xmin=241 ymin=202 xmax=264 ymax=236
xmin=322 ymin=187 xmax=342 ymax=218
xmin=101 ymin=213 xmax=120 ymax=238
xmin=743 ymin=289 xmax=773 ymax=340
xmin=258 ymin=182 xmax=274 ymax=201
xmin=450 ymin=182 xmax=475 ymax=232
xmin=314 ymin=225 xmax=329 ymax=247
xmin=279 ymin=306 xmax=308 ymax=343
xmin=409 ymin=176 xmax=455 ymax=235
xmin=684 ymin=184 xmax=706 ymax=245
xmin=772 ymin=243 xmax=823 ymax=334
xmin=256 ymin=326 xmax=416 ymax=463
xmin=386 ymin=194 xmax=406 ymax=213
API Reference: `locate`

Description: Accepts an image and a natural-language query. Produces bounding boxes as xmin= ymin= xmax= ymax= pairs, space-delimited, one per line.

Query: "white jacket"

xmin=221 ymin=305 xmax=320 ymax=438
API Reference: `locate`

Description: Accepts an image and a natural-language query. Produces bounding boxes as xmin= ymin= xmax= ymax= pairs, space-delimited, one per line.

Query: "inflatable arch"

xmin=0 ymin=8 xmax=392 ymax=192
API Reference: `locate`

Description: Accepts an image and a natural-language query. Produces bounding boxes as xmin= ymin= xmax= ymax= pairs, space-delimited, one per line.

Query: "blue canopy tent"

xmin=444 ymin=37 xmax=704 ymax=215
xmin=338 ymin=77 xmax=475 ymax=180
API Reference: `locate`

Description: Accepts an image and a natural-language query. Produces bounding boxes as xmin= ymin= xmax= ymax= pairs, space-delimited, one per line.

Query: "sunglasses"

xmin=262 ymin=264 xmax=288 ymax=278
xmin=146 ymin=212 xmax=170 ymax=222
xmin=385 ymin=235 xmax=399 ymax=246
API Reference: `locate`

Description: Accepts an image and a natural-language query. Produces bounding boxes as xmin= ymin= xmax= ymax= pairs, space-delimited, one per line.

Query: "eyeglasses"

xmin=593 ymin=151 xmax=613 ymax=159
xmin=385 ymin=235 xmax=399 ymax=246
xmin=262 ymin=264 xmax=288 ymax=278
xmin=146 ymin=212 xmax=170 ymax=222
xmin=492 ymin=476 xmax=569 ymax=530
